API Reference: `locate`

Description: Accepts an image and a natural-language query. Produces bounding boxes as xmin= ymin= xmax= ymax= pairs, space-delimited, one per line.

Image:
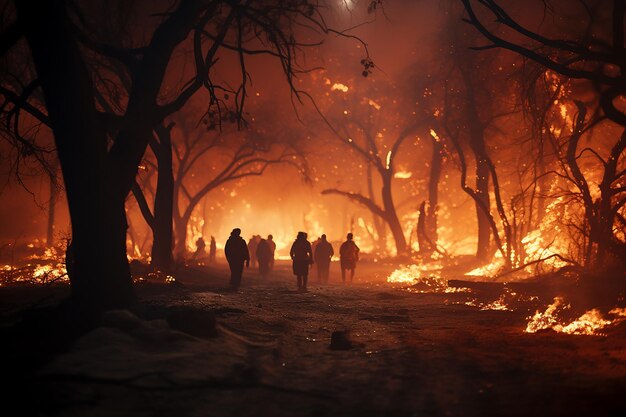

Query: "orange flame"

xmin=525 ymin=297 xmax=625 ymax=335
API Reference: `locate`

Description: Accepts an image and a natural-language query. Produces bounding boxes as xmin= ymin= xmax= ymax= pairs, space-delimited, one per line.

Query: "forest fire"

xmin=1 ymin=1 xmax=626 ymax=416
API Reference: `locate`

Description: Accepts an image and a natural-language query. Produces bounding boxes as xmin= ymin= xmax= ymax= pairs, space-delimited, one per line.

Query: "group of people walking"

xmin=247 ymin=234 xmax=277 ymax=276
xmin=224 ymin=228 xmax=360 ymax=292
xmin=193 ymin=236 xmax=217 ymax=264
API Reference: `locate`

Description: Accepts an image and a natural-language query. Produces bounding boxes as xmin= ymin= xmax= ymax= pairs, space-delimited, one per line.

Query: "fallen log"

xmin=447 ymin=280 xmax=505 ymax=292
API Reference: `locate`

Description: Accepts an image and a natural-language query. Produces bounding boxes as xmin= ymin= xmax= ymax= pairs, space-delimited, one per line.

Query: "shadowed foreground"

xmin=2 ymin=261 xmax=626 ymax=417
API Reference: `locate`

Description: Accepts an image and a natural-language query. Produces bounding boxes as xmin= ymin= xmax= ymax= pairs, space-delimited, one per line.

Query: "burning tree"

xmin=462 ymin=0 xmax=626 ymax=271
xmin=432 ymin=12 xmax=525 ymax=265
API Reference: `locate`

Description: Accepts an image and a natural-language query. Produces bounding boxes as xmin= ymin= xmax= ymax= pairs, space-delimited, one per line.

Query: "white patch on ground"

xmin=42 ymin=309 xmax=249 ymax=388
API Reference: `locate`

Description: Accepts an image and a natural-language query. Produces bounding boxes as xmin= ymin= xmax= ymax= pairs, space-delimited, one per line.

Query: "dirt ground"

xmin=2 ymin=260 xmax=626 ymax=417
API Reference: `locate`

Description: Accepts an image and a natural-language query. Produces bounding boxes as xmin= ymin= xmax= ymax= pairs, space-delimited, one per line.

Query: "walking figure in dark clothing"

xmin=256 ymin=238 xmax=272 ymax=278
xmin=209 ymin=236 xmax=217 ymax=264
xmin=314 ymin=234 xmax=334 ymax=284
xmin=193 ymin=236 xmax=206 ymax=260
xmin=267 ymin=234 xmax=276 ymax=271
xmin=290 ymin=231 xmax=313 ymax=292
xmin=339 ymin=233 xmax=360 ymax=285
xmin=248 ymin=235 xmax=261 ymax=268
xmin=225 ymin=228 xmax=249 ymax=290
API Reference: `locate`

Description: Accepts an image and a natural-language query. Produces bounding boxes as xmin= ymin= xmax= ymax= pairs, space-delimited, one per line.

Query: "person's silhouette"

xmin=290 ymin=231 xmax=313 ymax=292
xmin=339 ymin=233 xmax=360 ymax=284
xmin=256 ymin=238 xmax=272 ymax=278
xmin=267 ymin=234 xmax=276 ymax=271
xmin=209 ymin=236 xmax=217 ymax=264
xmin=314 ymin=234 xmax=334 ymax=284
xmin=248 ymin=235 xmax=260 ymax=268
xmin=193 ymin=236 xmax=206 ymax=260
xmin=225 ymin=228 xmax=249 ymax=290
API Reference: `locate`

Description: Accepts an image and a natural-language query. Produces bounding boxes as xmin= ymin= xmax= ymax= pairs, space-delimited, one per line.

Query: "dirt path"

xmin=4 ymin=261 xmax=626 ymax=416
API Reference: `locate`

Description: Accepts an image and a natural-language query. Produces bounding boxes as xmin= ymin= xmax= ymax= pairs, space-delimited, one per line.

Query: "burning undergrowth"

xmin=525 ymin=298 xmax=626 ymax=336
xmin=1 ymin=244 xmax=68 ymax=286
xmin=0 ymin=242 xmax=179 ymax=287
xmin=387 ymin=263 xmax=626 ymax=336
xmin=386 ymin=263 xmax=448 ymax=292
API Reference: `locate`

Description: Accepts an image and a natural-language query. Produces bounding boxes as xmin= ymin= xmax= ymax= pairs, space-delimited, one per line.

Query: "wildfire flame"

xmin=525 ymin=297 xmax=626 ymax=335
xmin=464 ymin=194 xmax=578 ymax=279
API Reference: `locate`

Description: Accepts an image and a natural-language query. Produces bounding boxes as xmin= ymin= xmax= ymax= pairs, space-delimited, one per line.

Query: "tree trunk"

xmin=174 ymin=213 xmax=189 ymax=261
xmin=416 ymin=201 xmax=430 ymax=254
xmin=367 ymin=164 xmax=387 ymax=253
xmin=151 ymin=125 xmax=174 ymax=272
xmin=465 ymin=96 xmax=492 ymax=261
xmin=426 ymin=138 xmax=443 ymax=252
xmin=381 ymin=172 xmax=407 ymax=255
xmin=46 ymin=171 xmax=57 ymax=246
xmin=534 ymin=146 xmax=548 ymax=229
xmin=19 ymin=0 xmax=134 ymax=311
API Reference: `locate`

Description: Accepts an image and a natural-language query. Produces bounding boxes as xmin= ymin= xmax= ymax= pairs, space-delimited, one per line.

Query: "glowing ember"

xmin=331 ymin=83 xmax=349 ymax=92
xmin=367 ymin=98 xmax=381 ymax=110
xmin=480 ymin=294 xmax=511 ymax=311
xmin=394 ymin=171 xmax=412 ymax=179
xmin=429 ymin=128 xmax=441 ymax=142
xmin=444 ymin=286 xmax=471 ymax=293
xmin=447 ymin=289 xmax=519 ymax=311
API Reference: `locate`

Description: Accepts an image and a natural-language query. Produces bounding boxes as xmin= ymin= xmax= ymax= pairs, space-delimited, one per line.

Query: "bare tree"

xmin=321 ymin=109 xmax=424 ymax=255
xmin=143 ymin=116 xmax=307 ymax=260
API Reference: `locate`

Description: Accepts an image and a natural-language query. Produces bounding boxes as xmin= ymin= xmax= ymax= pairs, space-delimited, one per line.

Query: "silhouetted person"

xmin=339 ymin=233 xmax=360 ymax=285
xmin=312 ymin=236 xmax=321 ymax=255
xmin=209 ymin=236 xmax=217 ymax=264
xmin=225 ymin=228 xmax=249 ymax=290
xmin=314 ymin=234 xmax=334 ymax=284
xmin=267 ymin=234 xmax=276 ymax=270
xmin=290 ymin=231 xmax=313 ymax=292
xmin=256 ymin=238 xmax=272 ymax=278
xmin=248 ymin=235 xmax=261 ymax=268
xmin=193 ymin=236 xmax=206 ymax=260
xmin=311 ymin=236 xmax=321 ymax=276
